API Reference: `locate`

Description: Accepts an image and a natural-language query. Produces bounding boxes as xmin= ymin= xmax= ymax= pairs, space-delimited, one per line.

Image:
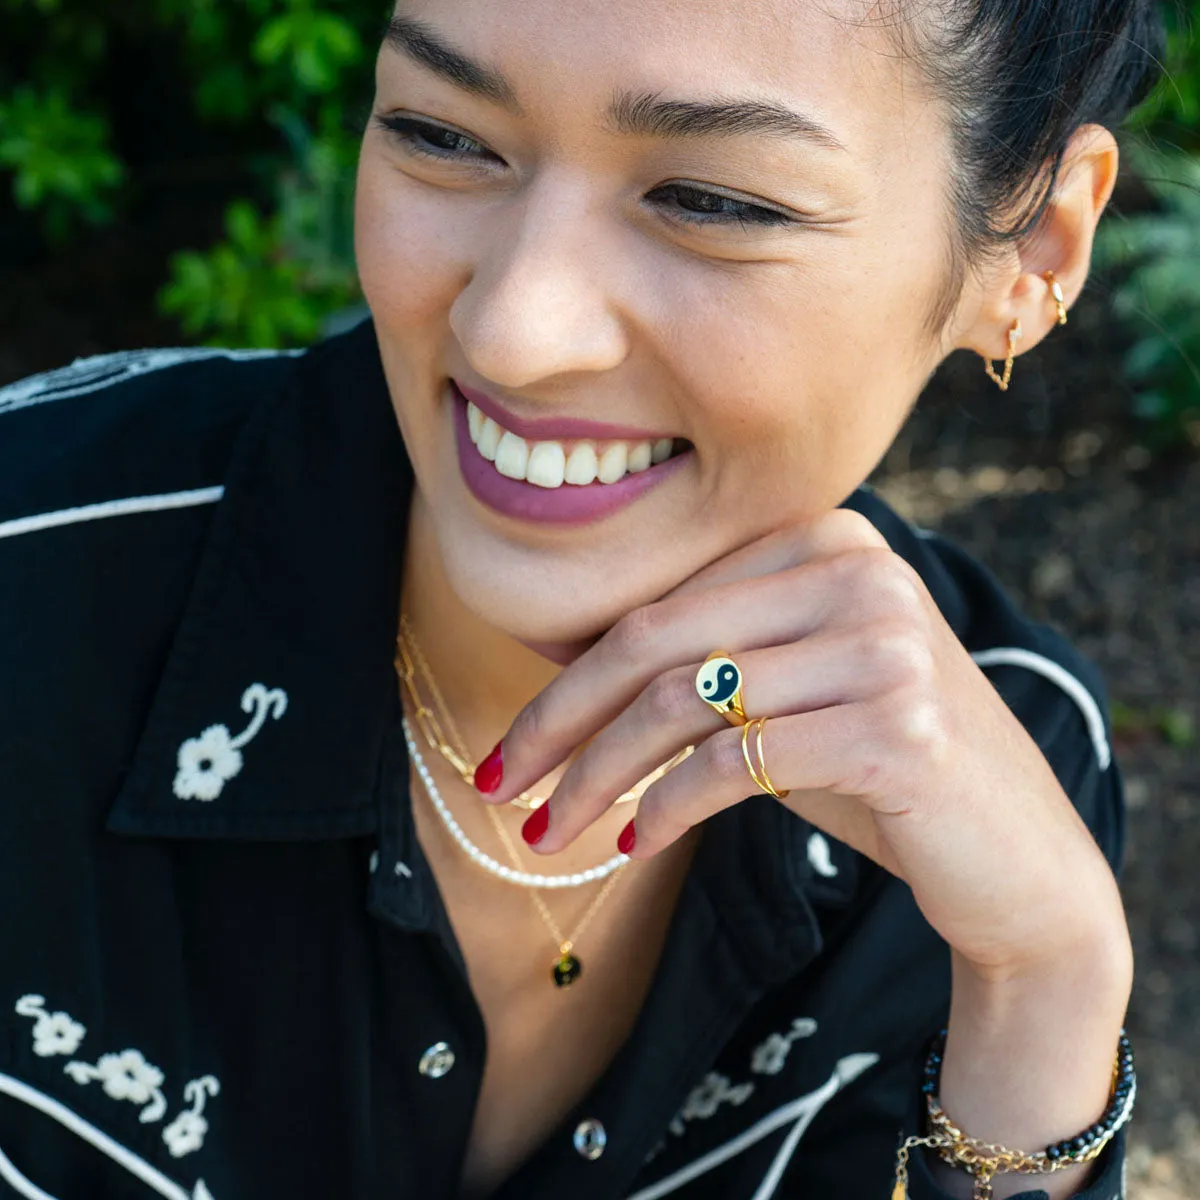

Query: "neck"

xmin=399 ymin=491 xmax=633 ymax=878
xmin=399 ymin=491 xmax=568 ymax=750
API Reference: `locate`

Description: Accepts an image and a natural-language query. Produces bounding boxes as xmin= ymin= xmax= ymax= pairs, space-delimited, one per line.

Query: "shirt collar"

xmin=105 ymin=316 xmax=856 ymax=958
xmin=107 ymin=319 xmax=412 ymax=840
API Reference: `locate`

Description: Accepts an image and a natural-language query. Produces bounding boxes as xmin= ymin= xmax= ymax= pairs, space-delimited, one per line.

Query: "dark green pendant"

xmin=552 ymin=952 xmax=582 ymax=987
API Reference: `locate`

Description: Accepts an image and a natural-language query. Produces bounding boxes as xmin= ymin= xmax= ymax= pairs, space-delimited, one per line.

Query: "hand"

xmin=482 ymin=509 xmax=1126 ymax=975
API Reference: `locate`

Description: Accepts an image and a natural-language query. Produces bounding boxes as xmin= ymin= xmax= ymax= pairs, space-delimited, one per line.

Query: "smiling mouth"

xmin=462 ymin=395 xmax=690 ymax=489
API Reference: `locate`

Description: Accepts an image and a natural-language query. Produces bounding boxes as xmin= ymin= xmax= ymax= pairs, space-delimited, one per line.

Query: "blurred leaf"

xmin=0 ymin=83 xmax=123 ymax=238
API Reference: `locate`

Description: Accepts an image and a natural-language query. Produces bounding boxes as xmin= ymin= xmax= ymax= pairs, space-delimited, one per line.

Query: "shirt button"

xmin=418 ymin=1042 xmax=456 ymax=1079
xmin=573 ymin=1118 xmax=607 ymax=1161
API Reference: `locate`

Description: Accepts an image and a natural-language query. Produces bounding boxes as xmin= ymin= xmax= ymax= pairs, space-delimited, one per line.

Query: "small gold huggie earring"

xmin=1043 ymin=270 xmax=1068 ymax=326
xmin=982 ymin=318 xmax=1022 ymax=392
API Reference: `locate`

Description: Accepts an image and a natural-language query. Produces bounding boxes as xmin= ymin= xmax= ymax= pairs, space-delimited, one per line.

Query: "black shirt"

xmin=0 ymin=320 xmax=1128 ymax=1200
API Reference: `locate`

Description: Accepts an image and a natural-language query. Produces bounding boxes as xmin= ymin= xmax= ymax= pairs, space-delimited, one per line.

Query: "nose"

xmin=448 ymin=184 xmax=630 ymax=390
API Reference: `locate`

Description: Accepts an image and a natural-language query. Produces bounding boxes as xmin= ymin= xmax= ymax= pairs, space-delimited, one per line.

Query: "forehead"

xmin=390 ymin=0 xmax=927 ymax=156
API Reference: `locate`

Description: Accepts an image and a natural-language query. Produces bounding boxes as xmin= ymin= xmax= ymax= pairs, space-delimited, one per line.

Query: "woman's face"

xmin=356 ymin=0 xmax=982 ymax=643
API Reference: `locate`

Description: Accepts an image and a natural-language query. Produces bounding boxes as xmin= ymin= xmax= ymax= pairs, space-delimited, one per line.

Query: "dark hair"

xmin=880 ymin=0 xmax=1167 ymax=329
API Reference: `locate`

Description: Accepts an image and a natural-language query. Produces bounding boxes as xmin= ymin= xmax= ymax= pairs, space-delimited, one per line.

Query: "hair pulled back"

xmin=883 ymin=0 xmax=1166 ymax=323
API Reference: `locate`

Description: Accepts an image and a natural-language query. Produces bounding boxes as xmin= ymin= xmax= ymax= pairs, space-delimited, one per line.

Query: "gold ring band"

xmin=740 ymin=717 xmax=789 ymax=800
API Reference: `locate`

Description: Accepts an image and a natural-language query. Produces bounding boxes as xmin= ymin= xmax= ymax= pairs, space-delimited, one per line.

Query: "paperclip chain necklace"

xmin=397 ymin=620 xmax=629 ymax=987
xmin=397 ymin=612 xmax=688 ymax=811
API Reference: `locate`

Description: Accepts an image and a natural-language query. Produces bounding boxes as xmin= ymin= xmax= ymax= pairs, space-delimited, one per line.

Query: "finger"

xmin=625 ymin=700 xmax=910 ymax=861
xmin=483 ymin=549 xmax=898 ymax=806
xmin=528 ymin=629 xmax=905 ymax=854
xmin=664 ymin=507 xmax=887 ymax=600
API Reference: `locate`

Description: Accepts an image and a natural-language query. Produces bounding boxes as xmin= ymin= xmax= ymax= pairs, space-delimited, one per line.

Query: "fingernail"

xmin=617 ymin=819 xmax=636 ymax=856
xmin=521 ymin=803 xmax=550 ymax=846
xmin=473 ymin=741 xmax=504 ymax=794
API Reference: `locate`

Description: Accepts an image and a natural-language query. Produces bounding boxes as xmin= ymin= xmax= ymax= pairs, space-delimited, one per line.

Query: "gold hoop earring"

xmin=982 ymin=318 xmax=1022 ymax=392
xmin=1043 ymin=270 xmax=1068 ymax=326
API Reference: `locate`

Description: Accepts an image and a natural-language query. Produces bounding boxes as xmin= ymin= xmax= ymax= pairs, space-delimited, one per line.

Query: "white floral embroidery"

xmin=163 ymin=1076 xmax=220 ymax=1158
xmin=65 ymin=1049 xmax=168 ymax=1123
xmin=15 ymin=995 xmax=87 ymax=1058
xmin=750 ymin=1016 xmax=818 ymax=1076
xmin=669 ymin=1071 xmax=755 ymax=1135
xmin=173 ymin=683 xmax=288 ymax=801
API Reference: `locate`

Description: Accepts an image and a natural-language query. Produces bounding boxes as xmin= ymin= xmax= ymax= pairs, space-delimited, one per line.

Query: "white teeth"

xmin=477 ymin=417 xmax=502 ymax=462
xmin=494 ymin=431 xmax=530 ymax=480
xmin=526 ymin=441 xmax=566 ymax=488
xmin=564 ymin=443 xmax=599 ymax=485
xmin=597 ymin=444 xmax=629 ymax=484
xmin=627 ymin=441 xmax=653 ymax=473
xmin=464 ymin=394 xmax=678 ymax=487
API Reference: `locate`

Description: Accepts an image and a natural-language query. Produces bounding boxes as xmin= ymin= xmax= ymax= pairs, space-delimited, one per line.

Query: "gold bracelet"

xmin=891 ymin=1029 xmax=1136 ymax=1200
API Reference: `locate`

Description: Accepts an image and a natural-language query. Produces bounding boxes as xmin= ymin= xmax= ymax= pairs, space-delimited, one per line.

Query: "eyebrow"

xmin=383 ymin=16 xmax=848 ymax=153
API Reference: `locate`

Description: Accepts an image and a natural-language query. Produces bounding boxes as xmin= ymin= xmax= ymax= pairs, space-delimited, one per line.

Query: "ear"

xmin=954 ymin=124 xmax=1120 ymax=362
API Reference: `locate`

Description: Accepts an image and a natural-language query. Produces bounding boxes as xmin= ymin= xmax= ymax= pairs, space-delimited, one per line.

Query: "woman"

xmin=0 ymin=1 xmax=1160 ymax=1197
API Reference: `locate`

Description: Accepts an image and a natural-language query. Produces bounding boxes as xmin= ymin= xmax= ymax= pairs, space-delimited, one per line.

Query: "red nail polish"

xmin=521 ymin=804 xmax=550 ymax=846
xmin=473 ymin=741 xmax=504 ymax=794
xmin=617 ymin=819 xmax=636 ymax=855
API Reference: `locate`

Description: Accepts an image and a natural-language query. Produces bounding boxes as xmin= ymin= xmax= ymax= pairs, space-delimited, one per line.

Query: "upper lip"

xmin=452 ymin=379 xmax=677 ymax=443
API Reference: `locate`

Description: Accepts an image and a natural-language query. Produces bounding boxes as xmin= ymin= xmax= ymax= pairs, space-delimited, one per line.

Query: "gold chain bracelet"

xmin=892 ymin=1028 xmax=1136 ymax=1200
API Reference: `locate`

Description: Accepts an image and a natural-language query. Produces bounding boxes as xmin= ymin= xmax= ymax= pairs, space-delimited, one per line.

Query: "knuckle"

xmin=818 ymin=508 xmax=889 ymax=552
xmin=609 ymin=603 xmax=663 ymax=663
xmin=511 ymin=688 xmax=552 ymax=747
xmin=841 ymin=547 xmax=923 ymax=615
xmin=642 ymin=668 xmax=698 ymax=726
xmin=703 ymin=729 xmax=749 ymax=786
xmin=882 ymin=688 xmax=951 ymax=759
xmin=859 ymin=622 xmax=935 ymax=689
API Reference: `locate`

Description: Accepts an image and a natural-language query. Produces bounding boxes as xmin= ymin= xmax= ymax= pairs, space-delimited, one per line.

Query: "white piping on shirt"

xmin=0 ymin=488 xmax=225 ymax=542
xmin=0 ymin=1071 xmax=213 ymax=1200
xmin=0 ymin=347 xmax=303 ymax=415
xmin=971 ymin=647 xmax=1111 ymax=770
xmin=626 ymin=1053 xmax=879 ymax=1200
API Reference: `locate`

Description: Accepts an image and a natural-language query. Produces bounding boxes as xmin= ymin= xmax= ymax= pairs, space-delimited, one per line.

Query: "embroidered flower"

xmin=750 ymin=1016 xmax=818 ymax=1077
xmin=163 ymin=1076 xmax=220 ymax=1158
xmin=15 ymin=996 xmax=87 ymax=1058
xmin=174 ymin=725 xmax=243 ymax=802
xmin=680 ymin=1072 xmax=754 ymax=1122
xmin=65 ymin=1048 xmax=168 ymax=1121
xmin=751 ymin=1033 xmax=792 ymax=1076
xmin=172 ymin=684 xmax=288 ymax=802
xmin=164 ymin=1109 xmax=208 ymax=1158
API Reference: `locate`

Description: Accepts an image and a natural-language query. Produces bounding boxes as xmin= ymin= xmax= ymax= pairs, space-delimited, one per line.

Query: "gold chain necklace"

xmin=397 ymin=613 xmax=689 ymax=811
xmin=398 ymin=617 xmax=630 ymax=988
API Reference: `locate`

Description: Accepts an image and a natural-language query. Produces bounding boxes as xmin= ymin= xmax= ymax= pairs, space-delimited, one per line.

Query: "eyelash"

xmin=372 ymin=114 xmax=794 ymax=230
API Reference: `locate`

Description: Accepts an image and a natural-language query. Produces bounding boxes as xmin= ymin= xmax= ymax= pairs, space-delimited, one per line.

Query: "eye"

xmin=648 ymin=183 xmax=794 ymax=230
xmin=373 ymin=114 xmax=499 ymax=164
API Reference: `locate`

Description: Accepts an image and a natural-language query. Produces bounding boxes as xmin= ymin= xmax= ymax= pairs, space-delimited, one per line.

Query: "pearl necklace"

xmin=403 ymin=717 xmax=630 ymax=889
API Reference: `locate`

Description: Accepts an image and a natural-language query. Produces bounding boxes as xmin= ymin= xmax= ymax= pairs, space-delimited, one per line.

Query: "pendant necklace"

xmin=397 ymin=619 xmax=645 ymax=988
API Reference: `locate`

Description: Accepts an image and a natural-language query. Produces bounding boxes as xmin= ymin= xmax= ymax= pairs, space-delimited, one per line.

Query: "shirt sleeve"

xmin=777 ymin=505 xmax=1133 ymax=1198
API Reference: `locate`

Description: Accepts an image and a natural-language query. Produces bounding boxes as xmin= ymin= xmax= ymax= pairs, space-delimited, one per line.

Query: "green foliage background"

xmin=0 ymin=0 xmax=1198 ymax=441
xmin=0 ymin=0 xmax=384 ymax=346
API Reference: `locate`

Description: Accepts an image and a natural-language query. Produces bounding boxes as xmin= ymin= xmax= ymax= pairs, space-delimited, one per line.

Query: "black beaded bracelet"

xmin=922 ymin=1026 xmax=1137 ymax=1168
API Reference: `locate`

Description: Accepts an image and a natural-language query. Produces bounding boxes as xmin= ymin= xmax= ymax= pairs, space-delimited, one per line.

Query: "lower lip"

xmin=451 ymin=384 xmax=689 ymax=526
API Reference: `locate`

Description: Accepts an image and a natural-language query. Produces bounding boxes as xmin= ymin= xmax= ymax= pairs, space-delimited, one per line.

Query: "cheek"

xmin=667 ymin=261 xmax=933 ymax=508
xmin=354 ymin=153 xmax=463 ymax=341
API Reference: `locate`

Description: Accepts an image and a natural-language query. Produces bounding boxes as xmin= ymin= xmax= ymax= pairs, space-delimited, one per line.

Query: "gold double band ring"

xmin=741 ymin=717 xmax=789 ymax=800
xmin=695 ymin=651 xmax=789 ymax=799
